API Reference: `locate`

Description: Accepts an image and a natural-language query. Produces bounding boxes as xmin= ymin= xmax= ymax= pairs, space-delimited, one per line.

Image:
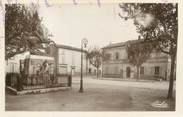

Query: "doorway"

xmin=120 ymin=69 xmax=123 ymax=78
xmin=126 ymin=67 xmax=131 ymax=78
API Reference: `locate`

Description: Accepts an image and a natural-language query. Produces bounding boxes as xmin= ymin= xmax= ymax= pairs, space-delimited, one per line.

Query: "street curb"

xmin=98 ymin=78 xmax=161 ymax=83
xmin=6 ymin=86 xmax=71 ymax=95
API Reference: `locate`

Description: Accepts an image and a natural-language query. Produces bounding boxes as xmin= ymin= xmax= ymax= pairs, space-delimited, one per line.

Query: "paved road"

xmin=5 ymin=76 xmax=175 ymax=111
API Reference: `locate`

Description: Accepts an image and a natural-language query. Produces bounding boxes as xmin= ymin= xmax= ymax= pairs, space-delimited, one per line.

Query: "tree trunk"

xmin=167 ymin=53 xmax=176 ymax=99
xmin=137 ymin=66 xmax=140 ymax=79
xmin=97 ymin=68 xmax=99 ymax=78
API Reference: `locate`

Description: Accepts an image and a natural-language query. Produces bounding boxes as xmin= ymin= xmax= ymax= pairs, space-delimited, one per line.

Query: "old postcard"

xmin=0 ymin=0 xmax=183 ymax=117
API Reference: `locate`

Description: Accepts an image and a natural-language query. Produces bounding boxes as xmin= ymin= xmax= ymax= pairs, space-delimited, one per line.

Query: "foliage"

xmin=127 ymin=39 xmax=153 ymax=65
xmin=126 ymin=39 xmax=153 ymax=78
xmin=119 ymin=3 xmax=177 ymax=98
xmin=119 ymin=3 xmax=178 ymax=55
xmin=5 ymin=4 xmax=54 ymax=59
xmin=87 ymin=47 xmax=102 ymax=68
xmin=87 ymin=47 xmax=103 ymax=77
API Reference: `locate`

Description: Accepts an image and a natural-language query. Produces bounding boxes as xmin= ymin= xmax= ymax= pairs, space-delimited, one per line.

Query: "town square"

xmin=3 ymin=0 xmax=177 ymax=112
xmin=6 ymin=76 xmax=175 ymax=111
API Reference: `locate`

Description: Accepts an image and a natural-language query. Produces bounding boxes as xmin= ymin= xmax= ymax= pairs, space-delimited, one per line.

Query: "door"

xmin=71 ymin=67 xmax=75 ymax=76
xmin=126 ymin=67 xmax=131 ymax=78
xmin=120 ymin=69 xmax=123 ymax=78
xmin=154 ymin=66 xmax=160 ymax=76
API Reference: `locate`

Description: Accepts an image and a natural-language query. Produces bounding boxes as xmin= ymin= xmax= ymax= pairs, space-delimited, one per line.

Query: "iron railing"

xmin=6 ymin=73 xmax=72 ymax=91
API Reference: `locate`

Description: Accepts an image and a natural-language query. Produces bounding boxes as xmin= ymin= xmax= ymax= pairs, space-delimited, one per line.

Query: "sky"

xmin=38 ymin=2 xmax=139 ymax=48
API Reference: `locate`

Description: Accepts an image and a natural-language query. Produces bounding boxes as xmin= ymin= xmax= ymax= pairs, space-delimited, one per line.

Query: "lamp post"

xmin=79 ymin=38 xmax=88 ymax=93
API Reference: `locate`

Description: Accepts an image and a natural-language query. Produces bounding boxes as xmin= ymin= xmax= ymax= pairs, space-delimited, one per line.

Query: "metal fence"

xmin=6 ymin=73 xmax=72 ymax=91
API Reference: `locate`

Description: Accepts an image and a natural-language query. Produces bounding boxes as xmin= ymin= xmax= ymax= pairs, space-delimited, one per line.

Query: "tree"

xmin=87 ymin=47 xmax=102 ymax=78
xmin=126 ymin=38 xmax=153 ymax=79
xmin=5 ymin=4 xmax=55 ymax=59
xmin=119 ymin=3 xmax=177 ymax=99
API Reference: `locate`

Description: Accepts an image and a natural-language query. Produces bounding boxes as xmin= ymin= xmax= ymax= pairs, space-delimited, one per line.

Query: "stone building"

xmin=102 ymin=40 xmax=171 ymax=80
xmin=47 ymin=44 xmax=89 ymax=76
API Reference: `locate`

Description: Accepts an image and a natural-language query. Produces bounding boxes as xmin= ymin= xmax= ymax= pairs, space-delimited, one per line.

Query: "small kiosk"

xmin=19 ymin=54 xmax=71 ymax=90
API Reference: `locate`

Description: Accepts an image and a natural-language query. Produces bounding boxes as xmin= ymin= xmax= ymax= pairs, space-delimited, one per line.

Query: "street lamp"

xmin=79 ymin=38 xmax=88 ymax=93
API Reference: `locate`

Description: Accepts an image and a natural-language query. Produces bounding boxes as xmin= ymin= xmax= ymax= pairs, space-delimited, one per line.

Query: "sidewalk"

xmin=89 ymin=75 xmax=164 ymax=82
xmin=96 ymin=77 xmax=159 ymax=82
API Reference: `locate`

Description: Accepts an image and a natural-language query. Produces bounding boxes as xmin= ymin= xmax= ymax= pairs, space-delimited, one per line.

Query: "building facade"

xmin=48 ymin=44 xmax=89 ymax=76
xmin=102 ymin=41 xmax=171 ymax=80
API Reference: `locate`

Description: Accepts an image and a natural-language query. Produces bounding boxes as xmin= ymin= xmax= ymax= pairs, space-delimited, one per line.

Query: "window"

xmin=155 ymin=66 xmax=160 ymax=75
xmin=71 ymin=52 xmax=75 ymax=66
xmin=103 ymin=53 xmax=111 ymax=61
xmin=59 ymin=50 xmax=65 ymax=64
xmin=115 ymin=52 xmax=119 ymax=60
xmin=62 ymin=51 xmax=65 ymax=64
xmin=140 ymin=67 xmax=144 ymax=74
xmin=58 ymin=64 xmax=67 ymax=74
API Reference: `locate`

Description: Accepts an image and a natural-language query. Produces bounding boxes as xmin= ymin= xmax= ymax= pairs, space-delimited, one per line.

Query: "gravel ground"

xmin=5 ymin=76 xmax=175 ymax=111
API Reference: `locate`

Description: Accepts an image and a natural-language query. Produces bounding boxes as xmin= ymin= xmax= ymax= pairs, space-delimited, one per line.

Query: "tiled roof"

xmin=102 ymin=42 xmax=126 ymax=49
xmin=102 ymin=40 xmax=142 ymax=49
xmin=56 ymin=44 xmax=87 ymax=53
